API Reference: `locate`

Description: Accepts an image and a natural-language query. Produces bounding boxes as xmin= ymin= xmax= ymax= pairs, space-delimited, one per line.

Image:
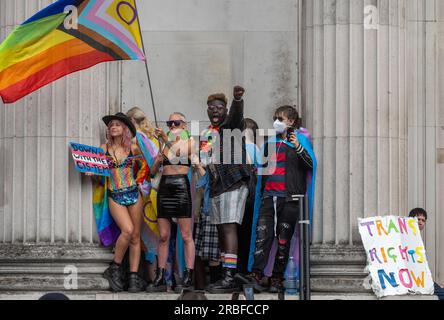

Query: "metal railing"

xmin=291 ymin=194 xmax=310 ymax=300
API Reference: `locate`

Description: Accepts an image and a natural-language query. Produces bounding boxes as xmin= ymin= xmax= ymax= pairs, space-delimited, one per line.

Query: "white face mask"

xmin=273 ymin=120 xmax=287 ymax=134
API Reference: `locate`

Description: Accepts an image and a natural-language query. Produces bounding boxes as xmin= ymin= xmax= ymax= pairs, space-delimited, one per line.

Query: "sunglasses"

xmin=166 ymin=120 xmax=185 ymax=127
xmin=273 ymin=116 xmax=285 ymax=122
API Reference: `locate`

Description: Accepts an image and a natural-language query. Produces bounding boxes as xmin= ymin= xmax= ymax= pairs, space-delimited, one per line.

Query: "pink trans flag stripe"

xmin=87 ymin=0 xmax=144 ymax=59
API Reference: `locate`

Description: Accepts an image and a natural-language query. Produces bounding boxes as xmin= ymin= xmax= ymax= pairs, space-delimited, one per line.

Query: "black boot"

xmin=207 ymin=268 xmax=240 ymax=294
xmin=174 ymin=268 xmax=194 ymax=293
xmin=103 ymin=262 xmax=124 ymax=292
xmin=234 ymin=271 xmax=267 ymax=293
xmin=128 ymin=273 xmax=147 ymax=293
xmin=146 ymin=268 xmax=167 ymax=293
xmin=182 ymin=268 xmax=194 ymax=288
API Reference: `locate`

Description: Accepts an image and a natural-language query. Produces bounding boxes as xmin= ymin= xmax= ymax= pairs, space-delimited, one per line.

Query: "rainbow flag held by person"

xmin=0 ymin=0 xmax=145 ymax=104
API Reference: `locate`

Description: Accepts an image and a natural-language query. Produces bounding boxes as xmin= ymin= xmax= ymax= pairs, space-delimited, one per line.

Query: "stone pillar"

xmin=302 ymin=0 xmax=408 ymax=246
xmin=407 ymin=0 xmax=444 ymax=284
xmin=0 ymin=0 xmax=121 ymax=244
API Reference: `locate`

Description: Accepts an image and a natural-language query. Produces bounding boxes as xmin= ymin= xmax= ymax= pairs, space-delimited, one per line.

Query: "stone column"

xmin=407 ymin=0 xmax=444 ymax=283
xmin=302 ymin=0 xmax=408 ymax=245
xmin=0 ymin=0 xmax=121 ymax=244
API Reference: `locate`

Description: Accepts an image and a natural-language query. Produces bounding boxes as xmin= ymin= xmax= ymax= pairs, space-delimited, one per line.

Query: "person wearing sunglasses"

xmin=146 ymin=112 xmax=196 ymax=292
xmin=201 ymin=86 xmax=252 ymax=294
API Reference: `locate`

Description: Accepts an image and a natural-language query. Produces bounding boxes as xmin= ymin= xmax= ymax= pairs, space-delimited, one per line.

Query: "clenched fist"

xmin=233 ymin=86 xmax=245 ymax=101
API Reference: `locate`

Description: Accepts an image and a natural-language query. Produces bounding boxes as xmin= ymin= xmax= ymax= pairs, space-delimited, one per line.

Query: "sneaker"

xmin=103 ymin=263 xmax=124 ymax=292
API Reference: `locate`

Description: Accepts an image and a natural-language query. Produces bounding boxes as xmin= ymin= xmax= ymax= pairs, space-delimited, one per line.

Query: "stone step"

xmin=0 ymin=244 xmax=113 ymax=263
xmin=0 ymin=274 xmax=109 ymax=292
xmin=311 ymin=267 xmax=368 ymax=277
xmin=0 ymin=262 xmax=109 ymax=275
xmin=0 ymin=291 xmax=437 ymax=301
xmin=0 ymin=244 xmax=373 ymax=294
xmin=0 ymin=273 xmax=370 ymax=294
xmin=311 ymin=277 xmax=370 ymax=293
xmin=0 ymin=265 xmax=367 ymax=277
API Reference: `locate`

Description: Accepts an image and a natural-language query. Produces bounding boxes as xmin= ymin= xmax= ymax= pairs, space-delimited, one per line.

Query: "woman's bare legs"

xmin=108 ymin=198 xmax=134 ymax=264
xmin=178 ymin=218 xmax=195 ymax=269
xmin=157 ymin=218 xmax=171 ymax=268
xmin=127 ymin=194 xmax=143 ymax=273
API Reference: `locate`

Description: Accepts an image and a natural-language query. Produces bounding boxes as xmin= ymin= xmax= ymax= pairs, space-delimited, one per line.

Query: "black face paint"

xmin=207 ymin=101 xmax=228 ymax=126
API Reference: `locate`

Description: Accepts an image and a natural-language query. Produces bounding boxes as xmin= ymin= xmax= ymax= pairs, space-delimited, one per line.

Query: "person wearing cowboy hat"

xmin=85 ymin=112 xmax=149 ymax=293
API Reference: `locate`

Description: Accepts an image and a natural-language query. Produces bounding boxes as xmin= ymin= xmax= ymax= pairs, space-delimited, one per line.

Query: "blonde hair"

xmin=127 ymin=107 xmax=156 ymax=139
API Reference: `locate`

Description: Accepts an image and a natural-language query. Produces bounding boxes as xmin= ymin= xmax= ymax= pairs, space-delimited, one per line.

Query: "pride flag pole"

xmin=134 ymin=0 xmax=159 ymax=128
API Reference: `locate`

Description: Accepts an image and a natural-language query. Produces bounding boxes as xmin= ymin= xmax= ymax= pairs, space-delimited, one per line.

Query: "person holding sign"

xmin=409 ymin=208 xmax=444 ymax=300
xmin=146 ymin=112 xmax=196 ymax=292
xmin=86 ymin=112 xmax=149 ymax=293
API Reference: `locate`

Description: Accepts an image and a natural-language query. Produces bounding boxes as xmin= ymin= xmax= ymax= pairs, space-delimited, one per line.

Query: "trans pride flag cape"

xmin=248 ymin=129 xmax=317 ymax=277
xmin=136 ymin=132 xmax=160 ymax=236
xmin=0 ymin=0 xmax=145 ymax=103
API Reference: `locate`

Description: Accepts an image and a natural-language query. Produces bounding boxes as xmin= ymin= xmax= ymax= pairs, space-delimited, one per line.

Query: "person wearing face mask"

xmin=146 ymin=112 xmax=196 ymax=292
xmin=236 ymin=105 xmax=316 ymax=294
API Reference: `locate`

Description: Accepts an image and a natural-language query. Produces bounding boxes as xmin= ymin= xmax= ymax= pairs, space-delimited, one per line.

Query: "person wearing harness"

xmin=146 ymin=112 xmax=196 ymax=292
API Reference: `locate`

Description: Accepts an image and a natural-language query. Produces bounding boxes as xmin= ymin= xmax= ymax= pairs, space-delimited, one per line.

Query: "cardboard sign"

xmin=359 ymin=216 xmax=435 ymax=298
xmin=70 ymin=142 xmax=109 ymax=176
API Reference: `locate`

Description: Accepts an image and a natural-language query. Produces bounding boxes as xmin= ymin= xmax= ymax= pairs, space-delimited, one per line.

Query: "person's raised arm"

xmin=226 ymin=85 xmax=245 ymax=130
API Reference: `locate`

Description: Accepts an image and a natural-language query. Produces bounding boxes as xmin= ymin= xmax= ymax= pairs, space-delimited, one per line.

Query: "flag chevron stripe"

xmin=58 ymin=25 xmax=127 ymax=61
xmin=79 ymin=3 xmax=137 ymax=59
xmin=0 ymin=0 xmax=145 ymax=104
xmin=97 ymin=0 xmax=142 ymax=50
xmin=80 ymin=0 xmax=144 ymax=59
xmin=0 ymin=50 xmax=114 ymax=104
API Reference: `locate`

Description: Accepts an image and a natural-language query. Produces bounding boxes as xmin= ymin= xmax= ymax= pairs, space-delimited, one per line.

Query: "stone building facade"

xmin=0 ymin=0 xmax=443 ymax=296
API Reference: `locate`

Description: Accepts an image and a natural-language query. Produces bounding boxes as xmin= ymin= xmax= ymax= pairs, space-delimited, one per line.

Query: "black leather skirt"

xmin=157 ymin=174 xmax=192 ymax=219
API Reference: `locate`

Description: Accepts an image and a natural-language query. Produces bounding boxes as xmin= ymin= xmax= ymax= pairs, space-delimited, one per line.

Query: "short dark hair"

xmin=177 ymin=290 xmax=208 ymax=300
xmin=409 ymin=208 xmax=428 ymax=220
xmin=274 ymin=105 xmax=300 ymax=128
xmin=245 ymin=118 xmax=259 ymax=131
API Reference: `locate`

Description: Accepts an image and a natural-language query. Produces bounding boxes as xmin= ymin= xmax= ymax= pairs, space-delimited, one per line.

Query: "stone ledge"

xmin=0 ymin=244 xmax=113 ymax=262
xmin=0 ymin=274 xmax=109 ymax=292
xmin=0 ymin=291 xmax=437 ymax=301
xmin=310 ymin=244 xmax=367 ymax=265
xmin=0 ymin=244 xmax=371 ymax=294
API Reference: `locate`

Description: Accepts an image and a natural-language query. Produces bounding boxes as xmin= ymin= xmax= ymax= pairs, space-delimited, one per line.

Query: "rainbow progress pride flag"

xmin=0 ymin=0 xmax=145 ymax=104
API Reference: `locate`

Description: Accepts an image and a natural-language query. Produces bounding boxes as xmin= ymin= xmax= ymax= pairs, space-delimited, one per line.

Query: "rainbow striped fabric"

xmin=0 ymin=0 xmax=145 ymax=104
